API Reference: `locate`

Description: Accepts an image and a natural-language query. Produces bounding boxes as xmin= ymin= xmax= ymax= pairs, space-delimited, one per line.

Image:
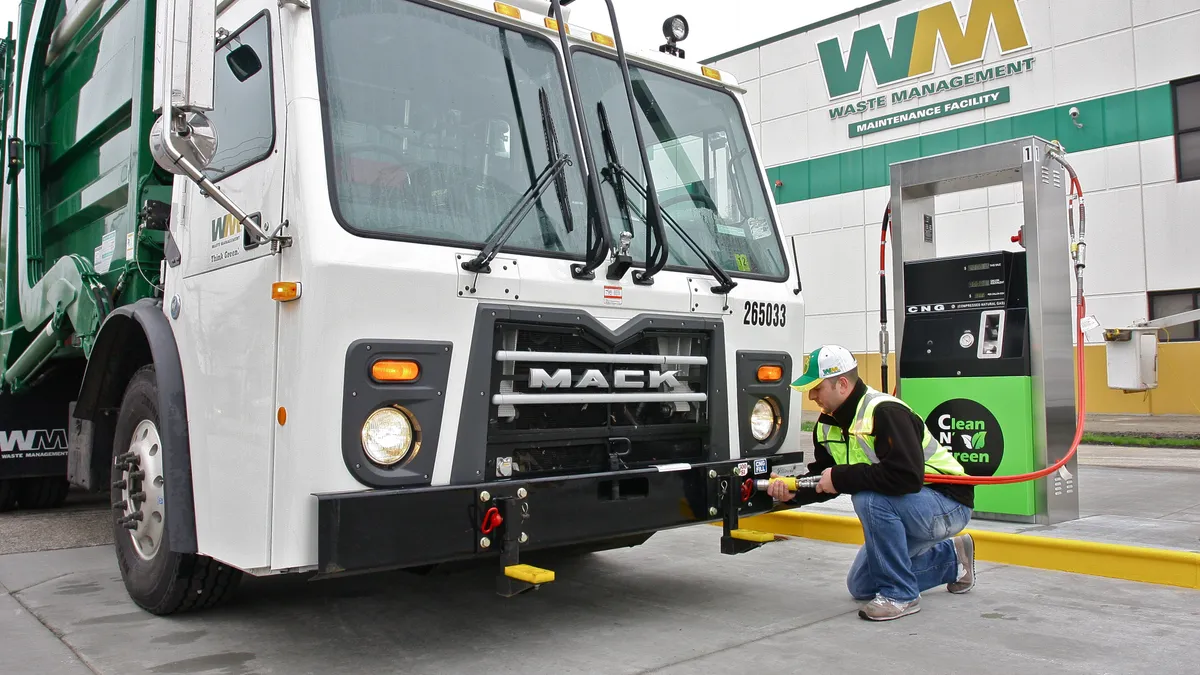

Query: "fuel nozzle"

xmin=753 ymin=475 xmax=822 ymax=492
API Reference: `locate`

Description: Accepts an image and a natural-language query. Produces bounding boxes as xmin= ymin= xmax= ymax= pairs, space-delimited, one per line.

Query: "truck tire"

xmin=0 ymin=480 xmax=17 ymax=512
xmin=17 ymin=477 xmax=70 ymax=509
xmin=111 ymin=365 xmax=242 ymax=615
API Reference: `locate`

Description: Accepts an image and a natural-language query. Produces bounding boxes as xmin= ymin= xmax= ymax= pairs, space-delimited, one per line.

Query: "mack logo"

xmin=529 ymin=368 xmax=681 ymax=390
xmin=818 ymin=0 xmax=1030 ymax=99
xmin=0 ymin=428 xmax=68 ymax=454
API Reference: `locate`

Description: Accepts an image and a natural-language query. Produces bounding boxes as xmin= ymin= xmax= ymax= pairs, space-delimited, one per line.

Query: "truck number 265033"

xmin=743 ymin=301 xmax=786 ymax=327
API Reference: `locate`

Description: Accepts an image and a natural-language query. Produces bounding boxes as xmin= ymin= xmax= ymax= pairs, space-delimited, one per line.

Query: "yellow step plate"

xmin=504 ymin=564 xmax=556 ymax=585
xmin=731 ymin=529 xmax=775 ymax=543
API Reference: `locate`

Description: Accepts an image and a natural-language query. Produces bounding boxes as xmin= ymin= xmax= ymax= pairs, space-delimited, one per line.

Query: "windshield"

xmin=313 ymin=1 xmax=586 ymax=255
xmin=572 ymin=51 xmax=787 ymax=279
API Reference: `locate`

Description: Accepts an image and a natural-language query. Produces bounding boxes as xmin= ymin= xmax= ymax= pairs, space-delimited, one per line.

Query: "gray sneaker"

xmin=858 ymin=595 xmax=921 ymax=621
xmin=948 ymin=533 xmax=975 ymax=594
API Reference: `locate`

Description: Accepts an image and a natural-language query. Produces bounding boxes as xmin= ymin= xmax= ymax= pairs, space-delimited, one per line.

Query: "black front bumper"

xmin=316 ymin=452 xmax=804 ymax=577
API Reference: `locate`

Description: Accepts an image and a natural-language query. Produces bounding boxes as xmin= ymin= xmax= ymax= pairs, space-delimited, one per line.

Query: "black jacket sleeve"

xmin=784 ymin=425 xmax=839 ymax=506
xmin=828 ymin=402 xmax=925 ymax=496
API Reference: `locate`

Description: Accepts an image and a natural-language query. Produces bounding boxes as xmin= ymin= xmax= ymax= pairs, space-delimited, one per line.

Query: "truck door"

xmin=167 ymin=1 xmax=285 ymax=570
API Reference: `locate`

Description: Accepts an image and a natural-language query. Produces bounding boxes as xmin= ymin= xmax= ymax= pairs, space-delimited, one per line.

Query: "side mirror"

xmin=154 ymin=0 xmax=216 ymax=114
xmin=150 ymin=111 xmax=218 ymax=174
xmin=226 ymin=44 xmax=262 ymax=82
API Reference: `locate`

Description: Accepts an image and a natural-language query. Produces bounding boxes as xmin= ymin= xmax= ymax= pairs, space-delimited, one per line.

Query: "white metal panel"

xmin=932 ymin=210 xmax=990 ymax=258
xmin=1084 ymin=293 xmax=1152 ymax=333
xmin=742 ymin=79 xmax=762 ymax=124
xmin=1051 ymin=0 xmax=1132 ymax=47
xmin=760 ymin=33 xmax=813 ymax=78
xmin=1081 ymin=188 xmax=1147 ymax=296
xmin=806 ymin=194 xmax=842 ymax=233
xmin=1132 ymin=11 xmax=1200 ymax=87
xmin=760 ymin=66 xmax=809 ymax=122
xmin=1138 ymin=137 xmax=1176 ymax=185
xmin=988 ymin=183 xmax=1020 ymax=206
xmin=761 ymin=113 xmax=809 ymax=166
xmin=798 ymin=227 xmax=865 ymax=314
xmin=1106 ymin=143 xmax=1142 ymax=189
xmin=1016 ymin=0 xmax=1053 ymax=54
xmin=840 ymin=192 xmax=865 ymax=229
xmin=1052 ymin=31 xmax=1136 ymax=104
xmin=1060 ymin=148 xmax=1107 ymax=193
xmin=777 ymin=201 xmax=811 ymax=237
xmin=862 ymin=186 xmax=890 ymax=229
xmin=1132 ymin=0 xmax=1200 ymax=25
xmin=959 ymin=187 xmax=989 ymax=211
xmin=1141 ymin=182 xmax=1200 ymax=291
xmin=805 ymin=312 xmax=867 ymax=353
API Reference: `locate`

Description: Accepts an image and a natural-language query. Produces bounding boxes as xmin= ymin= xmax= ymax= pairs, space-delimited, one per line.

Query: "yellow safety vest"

xmin=815 ymin=386 xmax=967 ymax=478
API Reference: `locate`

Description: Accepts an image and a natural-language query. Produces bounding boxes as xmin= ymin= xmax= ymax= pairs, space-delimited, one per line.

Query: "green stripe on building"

xmin=766 ymin=85 xmax=1175 ymax=205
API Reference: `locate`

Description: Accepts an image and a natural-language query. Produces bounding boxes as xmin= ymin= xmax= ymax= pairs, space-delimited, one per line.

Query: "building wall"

xmin=708 ymin=0 xmax=1200 ymax=415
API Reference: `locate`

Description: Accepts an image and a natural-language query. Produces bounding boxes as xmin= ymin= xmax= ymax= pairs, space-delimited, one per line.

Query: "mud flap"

xmin=0 ymin=360 xmax=83 ymax=480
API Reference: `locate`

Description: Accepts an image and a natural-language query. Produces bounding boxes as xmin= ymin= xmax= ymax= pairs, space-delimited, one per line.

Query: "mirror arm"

xmin=158 ymin=0 xmax=272 ymax=245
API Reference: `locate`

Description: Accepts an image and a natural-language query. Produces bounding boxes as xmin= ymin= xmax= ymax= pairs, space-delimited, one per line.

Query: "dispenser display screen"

xmin=902 ymin=251 xmax=1025 ymax=313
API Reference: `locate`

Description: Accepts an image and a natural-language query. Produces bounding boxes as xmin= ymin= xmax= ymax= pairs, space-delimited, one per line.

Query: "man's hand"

xmin=765 ymin=473 xmax=795 ymax=502
xmin=815 ymin=467 xmax=837 ymax=494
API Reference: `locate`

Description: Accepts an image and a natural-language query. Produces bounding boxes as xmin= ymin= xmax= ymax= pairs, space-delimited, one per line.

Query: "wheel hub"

xmin=118 ymin=419 xmax=166 ymax=560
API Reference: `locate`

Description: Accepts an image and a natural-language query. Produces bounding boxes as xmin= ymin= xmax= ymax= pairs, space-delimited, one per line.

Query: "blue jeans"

xmin=847 ymin=488 xmax=973 ymax=603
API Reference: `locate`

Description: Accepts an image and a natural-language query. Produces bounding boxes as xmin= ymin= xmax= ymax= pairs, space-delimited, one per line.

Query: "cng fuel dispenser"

xmin=888 ymin=137 xmax=1080 ymax=525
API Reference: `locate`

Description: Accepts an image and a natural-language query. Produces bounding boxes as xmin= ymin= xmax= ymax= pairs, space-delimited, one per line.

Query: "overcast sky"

xmin=0 ymin=1 xmax=868 ymax=62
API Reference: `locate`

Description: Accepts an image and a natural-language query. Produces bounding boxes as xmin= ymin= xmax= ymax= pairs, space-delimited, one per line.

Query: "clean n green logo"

xmin=818 ymin=0 xmax=1030 ymax=99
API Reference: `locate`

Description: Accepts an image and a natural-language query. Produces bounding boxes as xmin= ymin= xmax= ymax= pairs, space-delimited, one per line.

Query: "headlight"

xmin=750 ymin=398 xmax=780 ymax=442
xmin=361 ymin=407 xmax=417 ymax=466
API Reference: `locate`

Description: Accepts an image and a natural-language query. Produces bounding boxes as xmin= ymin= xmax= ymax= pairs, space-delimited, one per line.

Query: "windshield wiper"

xmin=461 ymin=89 xmax=573 ymax=274
xmin=596 ymin=102 xmax=737 ymax=295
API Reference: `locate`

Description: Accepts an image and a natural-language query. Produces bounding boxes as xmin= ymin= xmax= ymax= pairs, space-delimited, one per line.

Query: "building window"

xmin=1174 ymin=76 xmax=1200 ymax=182
xmin=1149 ymin=289 xmax=1199 ymax=342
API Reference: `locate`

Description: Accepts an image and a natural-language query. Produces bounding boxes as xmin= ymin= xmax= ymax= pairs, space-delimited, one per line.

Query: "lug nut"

xmin=480 ymin=536 xmax=491 ymax=548
xmin=708 ymin=470 xmax=717 ymax=479
xmin=709 ymin=507 xmax=718 ymax=516
xmin=519 ymin=532 xmax=528 ymax=543
xmin=480 ymin=491 xmax=491 ymax=503
xmin=517 ymin=488 xmax=527 ymax=499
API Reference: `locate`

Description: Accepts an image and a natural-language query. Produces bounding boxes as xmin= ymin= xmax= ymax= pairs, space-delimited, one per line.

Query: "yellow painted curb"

xmin=736 ymin=511 xmax=1200 ymax=591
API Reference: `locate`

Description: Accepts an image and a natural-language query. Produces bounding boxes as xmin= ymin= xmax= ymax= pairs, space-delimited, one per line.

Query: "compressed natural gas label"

xmin=848 ymin=87 xmax=1009 ymax=137
xmin=93 ymin=230 xmax=117 ymax=274
xmin=603 ymin=285 xmax=623 ymax=306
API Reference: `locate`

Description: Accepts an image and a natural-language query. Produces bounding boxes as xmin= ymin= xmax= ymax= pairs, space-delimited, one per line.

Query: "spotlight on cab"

xmin=659 ymin=14 xmax=689 ymax=58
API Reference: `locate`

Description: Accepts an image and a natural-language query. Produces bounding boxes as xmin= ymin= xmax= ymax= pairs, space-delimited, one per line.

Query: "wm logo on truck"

xmin=818 ymin=0 xmax=1030 ymax=98
xmin=0 ymin=429 xmax=68 ymax=454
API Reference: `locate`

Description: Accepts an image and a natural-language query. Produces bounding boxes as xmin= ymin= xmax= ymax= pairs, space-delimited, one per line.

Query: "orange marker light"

xmin=271 ymin=282 xmax=301 ymax=302
xmin=544 ymin=17 xmax=568 ymax=32
xmin=372 ymin=360 xmax=420 ymax=383
xmin=277 ymin=407 xmax=287 ymax=425
xmin=494 ymin=2 xmax=521 ymax=19
xmin=591 ymin=32 xmax=615 ymax=47
xmin=757 ymin=365 xmax=783 ymax=382
xmin=701 ymin=66 xmax=722 ymax=81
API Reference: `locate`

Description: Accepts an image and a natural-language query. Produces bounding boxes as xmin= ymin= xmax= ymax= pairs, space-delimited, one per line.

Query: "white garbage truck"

xmin=0 ymin=0 xmax=806 ymax=614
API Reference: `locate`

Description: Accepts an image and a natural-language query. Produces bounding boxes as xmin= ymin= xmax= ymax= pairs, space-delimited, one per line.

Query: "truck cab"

xmin=1 ymin=0 xmax=806 ymax=614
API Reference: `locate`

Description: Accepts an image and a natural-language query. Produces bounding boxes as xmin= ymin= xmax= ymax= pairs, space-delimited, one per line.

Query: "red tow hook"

xmin=481 ymin=506 xmax=504 ymax=534
xmin=740 ymin=478 xmax=753 ymax=503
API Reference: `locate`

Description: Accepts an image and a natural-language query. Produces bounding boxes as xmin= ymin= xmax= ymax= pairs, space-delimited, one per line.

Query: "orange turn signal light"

xmin=494 ymin=2 xmax=521 ymax=19
xmin=371 ymin=360 xmax=420 ymax=383
xmin=757 ymin=365 xmax=783 ymax=382
xmin=591 ymin=31 xmax=615 ymax=47
xmin=271 ymin=282 xmax=301 ymax=302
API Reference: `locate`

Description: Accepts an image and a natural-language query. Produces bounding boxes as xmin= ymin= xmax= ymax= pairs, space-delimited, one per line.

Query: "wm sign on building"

xmin=818 ymin=0 xmax=1030 ymax=98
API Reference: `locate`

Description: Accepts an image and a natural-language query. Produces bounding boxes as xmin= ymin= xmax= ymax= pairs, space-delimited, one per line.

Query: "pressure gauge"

xmin=959 ymin=332 xmax=975 ymax=349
